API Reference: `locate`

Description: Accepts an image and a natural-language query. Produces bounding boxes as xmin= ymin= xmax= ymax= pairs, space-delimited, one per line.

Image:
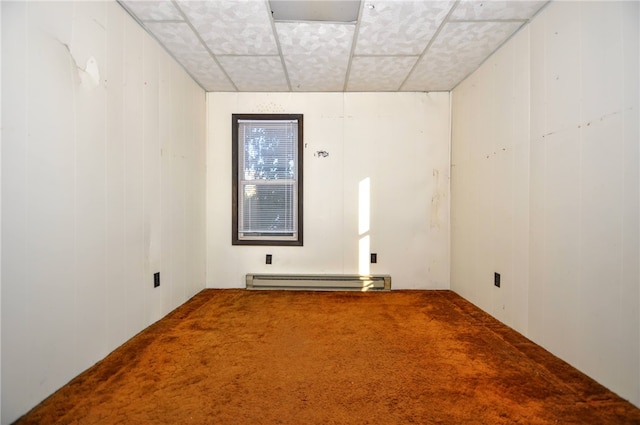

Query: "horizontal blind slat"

xmin=238 ymin=119 xmax=298 ymax=238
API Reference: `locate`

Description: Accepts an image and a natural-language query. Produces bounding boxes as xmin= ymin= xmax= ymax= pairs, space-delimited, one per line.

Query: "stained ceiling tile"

xmin=403 ymin=21 xmax=522 ymax=91
xmin=451 ymin=0 xmax=547 ymax=21
xmin=347 ymin=56 xmax=417 ymax=91
xmin=177 ymin=0 xmax=279 ymax=55
xmin=121 ymin=0 xmax=183 ymax=21
xmin=145 ymin=22 xmax=235 ymax=91
xmin=355 ymin=0 xmax=455 ymax=55
xmin=218 ymin=56 xmax=290 ymax=91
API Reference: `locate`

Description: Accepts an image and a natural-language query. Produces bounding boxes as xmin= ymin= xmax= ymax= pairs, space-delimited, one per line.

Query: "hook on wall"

xmin=315 ymin=150 xmax=329 ymax=158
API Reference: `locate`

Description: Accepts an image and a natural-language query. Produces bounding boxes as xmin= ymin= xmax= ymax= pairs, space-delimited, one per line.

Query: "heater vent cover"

xmin=246 ymin=274 xmax=391 ymax=291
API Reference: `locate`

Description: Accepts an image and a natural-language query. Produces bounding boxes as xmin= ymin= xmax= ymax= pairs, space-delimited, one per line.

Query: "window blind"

xmin=238 ymin=119 xmax=298 ymax=239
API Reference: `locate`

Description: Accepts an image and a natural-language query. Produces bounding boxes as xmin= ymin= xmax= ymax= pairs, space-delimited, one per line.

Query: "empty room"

xmin=2 ymin=0 xmax=639 ymax=423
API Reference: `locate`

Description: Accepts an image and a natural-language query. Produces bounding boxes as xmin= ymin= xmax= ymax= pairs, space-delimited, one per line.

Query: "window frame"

xmin=232 ymin=113 xmax=304 ymax=246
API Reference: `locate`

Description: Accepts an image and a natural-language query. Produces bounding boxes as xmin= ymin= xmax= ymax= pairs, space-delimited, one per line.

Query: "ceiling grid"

xmin=119 ymin=0 xmax=549 ymax=92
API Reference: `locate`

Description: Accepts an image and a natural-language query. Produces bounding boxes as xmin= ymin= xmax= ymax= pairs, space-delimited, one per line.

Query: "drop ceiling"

xmin=118 ymin=0 xmax=548 ymax=92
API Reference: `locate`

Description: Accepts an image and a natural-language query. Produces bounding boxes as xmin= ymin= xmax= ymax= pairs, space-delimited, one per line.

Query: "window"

xmin=232 ymin=114 xmax=303 ymax=245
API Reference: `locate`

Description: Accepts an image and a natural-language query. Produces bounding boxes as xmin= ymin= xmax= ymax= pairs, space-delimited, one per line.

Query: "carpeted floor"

xmin=14 ymin=289 xmax=640 ymax=424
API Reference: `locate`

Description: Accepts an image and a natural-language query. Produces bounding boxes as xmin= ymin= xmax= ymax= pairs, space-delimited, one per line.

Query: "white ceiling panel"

xmin=356 ymin=0 xmax=455 ymax=55
xmin=145 ymin=22 xmax=201 ymax=55
xmin=218 ymin=56 xmax=290 ymax=91
xmin=403 ymin=21 xmax=522 ymax=91
xmin=451 ymin=0 xmax=547 ymax=21
xmin=178 ymin=0 xmax=279 ymax=55
xmin=277 ymin=22 xmax=355 ymax=56
xmin=348 ymin=56 xmax=418 ymax=91
xmin=179 ymin=55 xmax=236 ymax=92
xmin=284 ymin=54 xmax=351 ymax=91
xmin=121 ymin=0 xmax=183 ymax=21
xmin=145 ymin=22 xmax=235 ymax=91
xmin=118 ymin=0 xmax=548 ymax=92
xmin=277 ymin=22 xmax=354 ymax=91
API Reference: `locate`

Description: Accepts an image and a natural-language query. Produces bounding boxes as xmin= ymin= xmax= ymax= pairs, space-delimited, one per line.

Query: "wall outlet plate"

xmin=266 ymin=254 xmax=272 ymax=265
xmin=154 ymin=272 xmax=160 ymax=288
xmin=370 ymin=253 xmax=377 ymax=264
xmin=494 ymin=272 xmax=500 ymax=288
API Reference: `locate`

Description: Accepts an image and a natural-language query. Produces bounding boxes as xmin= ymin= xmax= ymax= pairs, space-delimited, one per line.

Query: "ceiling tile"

xmin=218 ymin=56 xmax=289 ymax=91
xmin=284 ymin=54 xmax=350 ymax=91
xmin=119 ymin=0 xmax=548 ymax=93
xmin=403 ymin=21 xmax=522 ymax=91
xmin=277 ymin=22 xmax=354 ymax=91
xmin=277 ymin=22 xmax=355 ymax=56
xmin=347 ymin=56 xmax=417 ymax=91
xmin=145 ymin=22 xmax=235 ymax=91
xmin=120 ymin=0 xmax=183 ymax=21
xmin=355 ymin=0 xmax=455 ymax=55
xmin=451 ymin=0 xmax=547 ymax=21
xmin=145 ymin=22 xmax=197 ymax=53
xmin=177 ymin=0 xmax=279 ymax=55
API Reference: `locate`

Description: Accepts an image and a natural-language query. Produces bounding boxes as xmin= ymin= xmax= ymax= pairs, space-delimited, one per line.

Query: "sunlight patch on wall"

xmin=358 ymin=177 xmax=371 ymax=275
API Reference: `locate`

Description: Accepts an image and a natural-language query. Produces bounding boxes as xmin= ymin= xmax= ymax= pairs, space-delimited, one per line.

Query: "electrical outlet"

xmin=370 ymin=253 xmax=377 ymax=264
xmin=494 ymin=272 xmax=500 ymax=288
xmin=154 ymin=272 xmax=160 ymax=288
xmin=266 ymin=254 xmax=272 ymax=265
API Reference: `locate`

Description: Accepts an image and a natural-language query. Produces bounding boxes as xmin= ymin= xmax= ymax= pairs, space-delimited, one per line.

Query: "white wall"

xmin=208 ymin=92 xmax=450 ymax=290
xmin=1 ymin=2 xmax=206 ymax=423
xmin=451 ymin=1 xmax=639 ymax=407
xmin=0 ymin=3 xmax=3 ymax=422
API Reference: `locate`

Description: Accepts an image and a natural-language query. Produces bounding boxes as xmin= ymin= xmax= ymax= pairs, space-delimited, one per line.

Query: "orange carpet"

xmin=14 ymin=289 xmax=640 ymax=424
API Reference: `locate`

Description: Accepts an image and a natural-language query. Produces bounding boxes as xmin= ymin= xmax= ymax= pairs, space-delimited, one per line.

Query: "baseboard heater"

xmin=246 ymin=274 xmax=391 ymax=291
